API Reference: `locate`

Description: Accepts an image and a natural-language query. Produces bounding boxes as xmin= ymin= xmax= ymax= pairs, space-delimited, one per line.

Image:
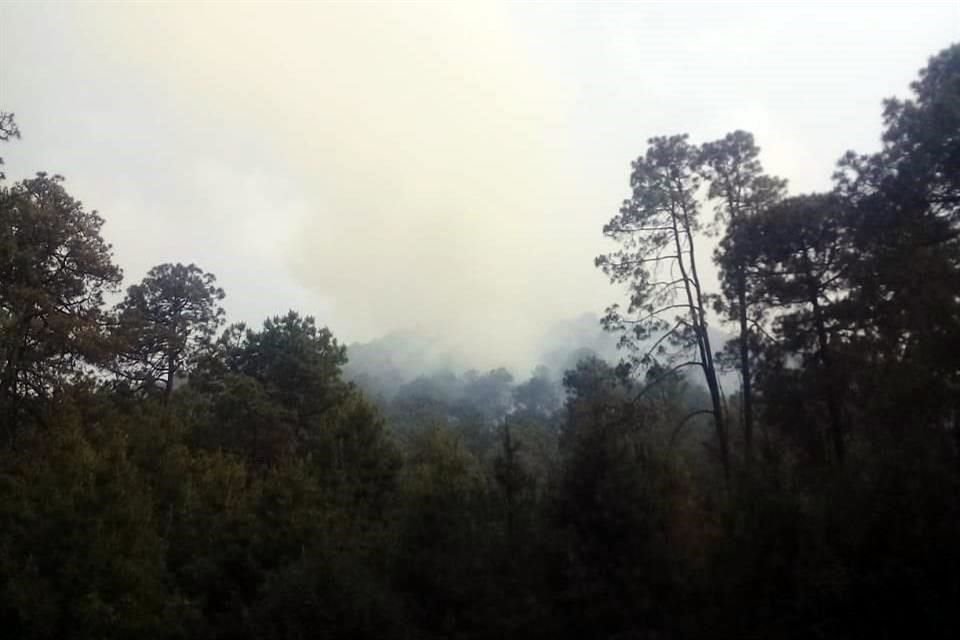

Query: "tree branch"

xmin=611 ymin=254 xmax=680 ymax=267
xmin=621 ymin=304 xmax=693 ymax=326
xmin=637 ymin=320 xmax=685 ymax=364
xmin=631 ymin=360 xmax=703 ymax=406
xmin=669 ymin=409 xmax=715 ymax=448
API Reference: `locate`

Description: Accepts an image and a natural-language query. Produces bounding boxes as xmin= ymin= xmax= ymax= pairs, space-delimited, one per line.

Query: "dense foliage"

xmin=0 ymin=44 xmax=958 ymax=639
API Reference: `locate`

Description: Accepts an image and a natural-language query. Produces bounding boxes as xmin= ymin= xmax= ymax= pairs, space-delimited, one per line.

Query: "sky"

xmin=1 ymin=1 xmax=957 ymax=371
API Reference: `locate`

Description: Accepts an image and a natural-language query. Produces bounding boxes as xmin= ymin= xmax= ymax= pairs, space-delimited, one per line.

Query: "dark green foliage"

xmin=192 ymin=311 xmax=366 ymax=471
xmin=0 ymin=409 xmax=167 ymax=639
xmin=723 ymin=193 xmax=852 ymax=462
xmin=829 ymin=45 xmax=960 ymax=443
xmin=551 ymin=359 xmax=671 ymax=637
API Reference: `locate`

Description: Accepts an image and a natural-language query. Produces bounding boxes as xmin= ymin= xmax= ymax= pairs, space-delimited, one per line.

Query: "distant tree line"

xmin=0 ymin=43 xmax=957 ymax=639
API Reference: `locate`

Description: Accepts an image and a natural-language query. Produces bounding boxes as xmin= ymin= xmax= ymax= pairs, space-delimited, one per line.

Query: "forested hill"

xmin=343 ymin=315 xmax=735 ymax=430
xmin=342 ymin=313 xmax=621 ymax=402
xmin=0 ymin=43 xmax=959 ymax=640
xmin=344 ymin=313 xmax=618 ymax=393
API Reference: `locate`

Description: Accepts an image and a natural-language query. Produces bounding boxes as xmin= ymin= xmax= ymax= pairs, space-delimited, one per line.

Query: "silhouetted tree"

xmin=834 ymin=43 xmax=960 ymax=438
xmin=726 ymin=193 xmax=852 ymax=462
xmin=0 ymin=174 xmax=122 ymax=442
xmin=700 ymin=130 xmax=786 ymax=461
xmin=597 ymin=135 xmax=729 ymax=479
xmin=0 ymin=111 xmax=20 ymax=180
xmin=112 ymin=263 xmax=224 ymax=399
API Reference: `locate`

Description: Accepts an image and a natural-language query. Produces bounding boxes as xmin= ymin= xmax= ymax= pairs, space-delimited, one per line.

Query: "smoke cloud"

xmin=3 ymin=1 xmax=955 ymax=372
xmin=86 ymin=1 xmax=600 ymax=370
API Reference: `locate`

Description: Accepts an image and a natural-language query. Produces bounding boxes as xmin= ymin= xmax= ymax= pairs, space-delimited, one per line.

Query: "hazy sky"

xmin=1 ymin=1 xmax=957 ymax=370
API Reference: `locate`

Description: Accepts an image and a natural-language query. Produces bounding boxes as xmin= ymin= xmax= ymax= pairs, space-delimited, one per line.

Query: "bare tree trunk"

xmin=670 ymin=189 xmax=730 ymax=482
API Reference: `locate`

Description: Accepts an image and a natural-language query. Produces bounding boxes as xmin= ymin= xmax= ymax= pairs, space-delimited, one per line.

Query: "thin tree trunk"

xmin=811 ymin=292 xmax=844 ymax=464
xmin=164 ymin=349 xmax=175 ymax=403
xmin=737 ymin=268 xmax=754 ymax=462
xmin=670 ymin=187 xmax=730 ymax=481
xmin=2 ymin=321 xmax=30 ymax=446
xmin=680 ymin=196 xmax=729 ymax=481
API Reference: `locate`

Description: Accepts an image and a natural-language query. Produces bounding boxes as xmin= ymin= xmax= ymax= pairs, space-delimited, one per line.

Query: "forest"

xmin=0 ymin=43 xmax=958 ymax=639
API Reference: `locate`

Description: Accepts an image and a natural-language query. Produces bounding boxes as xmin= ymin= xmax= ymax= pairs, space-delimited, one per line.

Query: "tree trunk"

xmin=811 ymin=292 xmax=844 ymax=464
xmin=737 ymin=268 xmax=754 ymax=462
xmin=1 ymin=321 xmax=30 ymax=446
xmin=671 ymin=190 xmax=729 ymax=481
xmin=164 ymin=349 xmax=175 ymax=403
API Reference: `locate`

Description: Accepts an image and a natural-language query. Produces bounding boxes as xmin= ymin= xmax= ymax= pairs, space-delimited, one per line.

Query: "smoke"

xmin=5 ymin=1 xmax=954 ymax=373
xmin=62 ymin=1 xmax=604 ymax=371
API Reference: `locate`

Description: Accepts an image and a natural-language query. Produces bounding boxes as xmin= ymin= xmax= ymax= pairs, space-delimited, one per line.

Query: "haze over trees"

xmin=1 ymin=42 xmax=959 ymax=639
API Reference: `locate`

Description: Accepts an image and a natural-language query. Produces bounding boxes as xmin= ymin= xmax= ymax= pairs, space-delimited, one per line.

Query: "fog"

xmin=1 ymin=1 xmax=956 ymax=372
